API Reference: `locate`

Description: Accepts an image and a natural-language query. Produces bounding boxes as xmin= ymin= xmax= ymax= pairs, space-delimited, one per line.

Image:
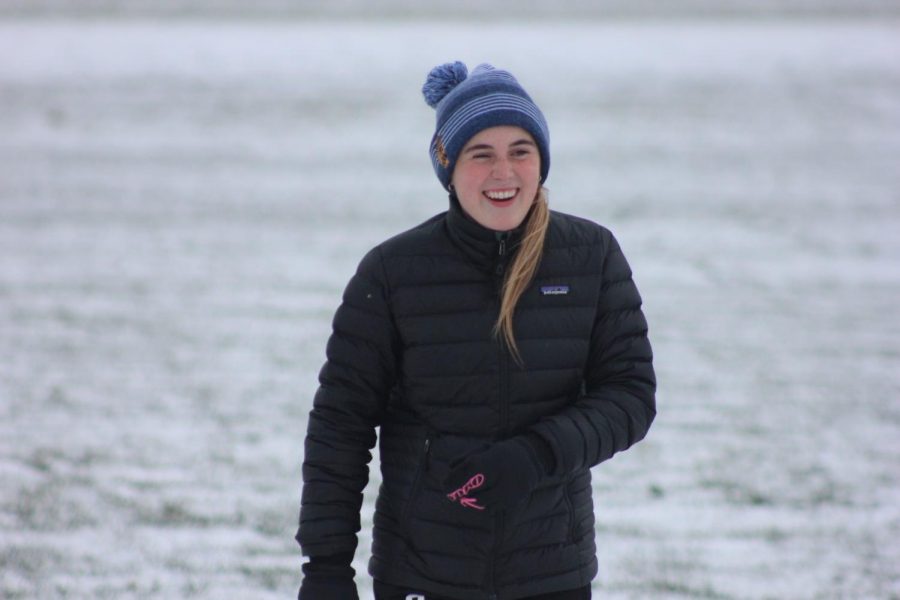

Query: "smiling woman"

xmin=452 ymin=126 xmax=541 ymax=232
xmin=296 ymin=61 xmax=656 ymax=600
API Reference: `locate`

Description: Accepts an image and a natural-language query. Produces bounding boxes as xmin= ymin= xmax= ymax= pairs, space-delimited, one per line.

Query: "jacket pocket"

xmin=563 ymin=476 xmax=576 ymax=543
xmin=401 ymin=436 xmax=432 ymax=526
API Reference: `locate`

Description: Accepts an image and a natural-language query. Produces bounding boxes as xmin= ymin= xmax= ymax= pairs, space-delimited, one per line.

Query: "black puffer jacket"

xmin=298 ymin=199 xmax=656 ymax=599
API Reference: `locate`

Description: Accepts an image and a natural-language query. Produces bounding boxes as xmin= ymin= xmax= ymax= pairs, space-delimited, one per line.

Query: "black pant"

xmin=374 ymin=580 xmax=591 ymax=600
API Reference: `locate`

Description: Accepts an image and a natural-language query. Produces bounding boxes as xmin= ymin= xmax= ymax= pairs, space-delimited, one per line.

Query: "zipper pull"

xmin=496 ymin=232 xmax=510 ymax=278
xmin=424 ymin=438 xmax=432 ymax=471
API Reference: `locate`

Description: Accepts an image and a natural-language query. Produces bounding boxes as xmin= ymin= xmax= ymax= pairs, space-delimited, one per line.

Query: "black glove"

xmin=443 ymin=433 xmax=554 ymax=512
xmin=298 ymin=552 xmax=359 ymax=600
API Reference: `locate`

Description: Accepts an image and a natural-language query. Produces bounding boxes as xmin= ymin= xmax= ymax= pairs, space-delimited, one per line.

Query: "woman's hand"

xmin=298 ymin=553 xmax=359 ymax=600
xmin=443 ymin=435 xmax=552 ymax=512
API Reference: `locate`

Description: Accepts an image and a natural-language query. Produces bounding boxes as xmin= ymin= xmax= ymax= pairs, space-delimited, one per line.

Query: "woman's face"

xmin=451 ymin=125 xmax=541 ymax=232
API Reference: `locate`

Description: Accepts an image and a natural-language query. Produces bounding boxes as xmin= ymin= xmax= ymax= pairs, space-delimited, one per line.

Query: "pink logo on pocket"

xmin=447 ymin=473 xmax=486 ymax=510
xmin=459 ymin=497 xmax=484 ymax=510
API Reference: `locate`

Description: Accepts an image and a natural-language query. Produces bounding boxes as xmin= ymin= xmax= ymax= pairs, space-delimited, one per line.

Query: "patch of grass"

xmin=240 ymin=564 xmax=295 ymax=592
xmin=254 ymin=507 xmax=292 ymax=537
xmin=0 ymin=544 xmax=63 ymax=582
xmin=650 ymin=580 xmax=733 ymax=599
xmin=12 ymin=480 xmax=99 ymax=530
xmin=180 ymin=580 xmax=209 ymax=597
xmin=700 ymin=478 xmax=774 ymax=507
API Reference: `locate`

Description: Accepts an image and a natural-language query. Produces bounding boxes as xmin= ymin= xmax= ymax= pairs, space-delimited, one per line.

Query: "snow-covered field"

xmin=1 ymin=17 xmax=899 ymax=599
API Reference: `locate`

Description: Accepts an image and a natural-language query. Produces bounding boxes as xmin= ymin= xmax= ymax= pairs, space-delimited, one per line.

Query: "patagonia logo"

xmin=541 ymin=285 xmax=570 ymax=296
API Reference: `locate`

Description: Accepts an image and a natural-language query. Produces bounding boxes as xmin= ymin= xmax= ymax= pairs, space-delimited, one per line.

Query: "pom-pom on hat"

xmin=422 ymin=61 xmax=550 ymax=191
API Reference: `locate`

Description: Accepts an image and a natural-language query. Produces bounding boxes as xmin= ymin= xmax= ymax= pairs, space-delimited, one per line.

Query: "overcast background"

xmin=1 ymin=2 xmax=899 ymax=599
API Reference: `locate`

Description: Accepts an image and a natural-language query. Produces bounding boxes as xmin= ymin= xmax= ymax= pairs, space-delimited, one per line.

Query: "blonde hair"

xmin=494 ymin=187 xmax=550 ymax=364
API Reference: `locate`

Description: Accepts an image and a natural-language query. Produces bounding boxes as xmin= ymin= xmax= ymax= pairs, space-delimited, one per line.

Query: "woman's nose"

xmin=492 ymin=158 xmax=513 ymax=178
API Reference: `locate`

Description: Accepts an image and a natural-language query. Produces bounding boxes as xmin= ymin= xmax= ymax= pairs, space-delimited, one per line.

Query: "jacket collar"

xmin=445 ymin=193 xmax=524 ymax=268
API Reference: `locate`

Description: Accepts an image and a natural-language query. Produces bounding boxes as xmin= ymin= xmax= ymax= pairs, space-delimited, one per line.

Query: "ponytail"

xmin=494 ymin=187 xmax=550 ymax=364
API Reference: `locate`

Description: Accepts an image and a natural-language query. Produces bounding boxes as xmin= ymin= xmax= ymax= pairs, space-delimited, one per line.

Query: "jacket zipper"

xmin=489 ymin=233 xmax=512 ymax=598
xmin=496 ymin=232 xmax=511 ymax=437
xmin=495 ymin=231 xmax=509 ymax=278
xmin=498 ymin=335 xmax=510 ymax=436
xmin=487 ymin=512 xmax=505 ymax=599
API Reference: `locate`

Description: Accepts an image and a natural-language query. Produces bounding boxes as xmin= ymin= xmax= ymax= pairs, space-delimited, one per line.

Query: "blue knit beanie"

xmin=422 ymin=62 xmax=550 ymax=191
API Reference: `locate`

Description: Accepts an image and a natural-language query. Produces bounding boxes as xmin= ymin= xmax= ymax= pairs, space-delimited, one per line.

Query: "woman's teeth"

xmin=484 ymin=189 xmax=517 ymax=201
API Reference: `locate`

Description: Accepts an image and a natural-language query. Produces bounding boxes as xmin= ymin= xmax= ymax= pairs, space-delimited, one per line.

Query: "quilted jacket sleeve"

xmin=296 ymin=246 xmax=398 ymax=558
xmin=532 ymin=231 xmax=656 ymax=476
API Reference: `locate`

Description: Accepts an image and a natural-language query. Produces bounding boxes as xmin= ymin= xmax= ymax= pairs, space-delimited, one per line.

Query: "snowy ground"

xmin=1 ymin=17 xmax=899 ymax=600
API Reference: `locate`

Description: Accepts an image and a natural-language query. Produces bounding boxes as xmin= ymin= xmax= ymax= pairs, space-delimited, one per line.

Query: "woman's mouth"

xmin=483 ymin=189 xmax=518 ymax=203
